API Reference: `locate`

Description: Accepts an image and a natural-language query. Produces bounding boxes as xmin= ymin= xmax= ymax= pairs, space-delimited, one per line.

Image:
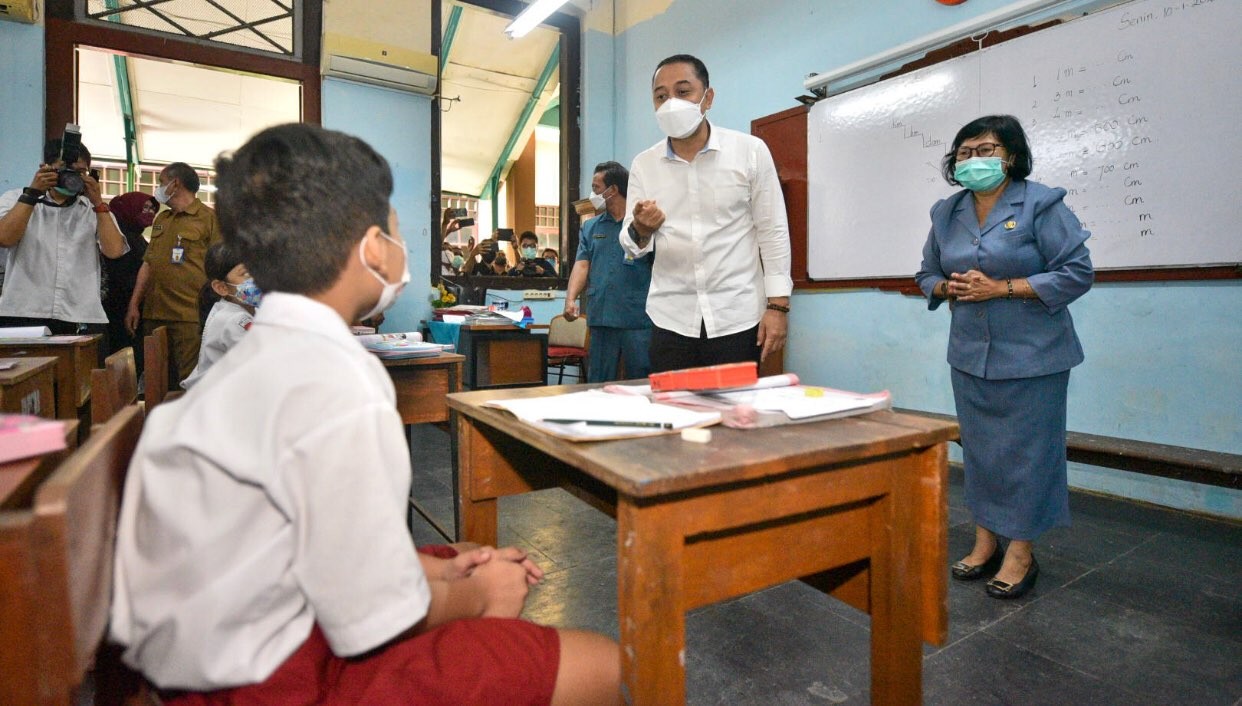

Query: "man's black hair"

xmin=214 ymin=123 xmax=393 ymax=295
xmin=594 ymin=161 xmax=629 ymax=198
xmin=941 ymin=115 xmax=1034 ymax=186
xmin=653 ymin=54 xmax=710 ymax=89
xmin=43 ymin=137 xmax=91 ymax=166
xmin=519 ymin=230 xmax=539 ymax=246
xmin=163 ymin=162 xmax=202 ymax=194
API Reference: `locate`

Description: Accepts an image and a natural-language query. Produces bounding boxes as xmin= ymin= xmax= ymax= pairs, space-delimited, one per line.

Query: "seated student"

xmin=179 ymin=242 xmax=260 ymax=390
xmin=111 ymin=124 xmax=622 ymax=705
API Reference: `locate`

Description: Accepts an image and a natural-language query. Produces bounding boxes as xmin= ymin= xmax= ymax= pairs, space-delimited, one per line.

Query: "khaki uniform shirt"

xmin=143 ymin=198 xmax=219 ymax=322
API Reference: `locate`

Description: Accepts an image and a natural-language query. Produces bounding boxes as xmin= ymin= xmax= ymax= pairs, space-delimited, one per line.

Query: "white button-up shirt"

xmin=0 ymin=188 xmax=125 ymax=324
xmin=111 ymin=293 xmax=430 ymax=690
xmin=620 ymin=124 xmax=793 ymax=338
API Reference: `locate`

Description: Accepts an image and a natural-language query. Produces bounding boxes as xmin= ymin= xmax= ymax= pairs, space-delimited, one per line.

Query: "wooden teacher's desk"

xmin=0 ymin=335 xmax=100 ymax=422
xmin=448 ymin=385 xmax=958 ymax=705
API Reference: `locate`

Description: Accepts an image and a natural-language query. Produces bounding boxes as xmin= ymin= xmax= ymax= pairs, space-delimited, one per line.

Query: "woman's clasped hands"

xmin=946 ymin=270 xmax=1005 ymax=302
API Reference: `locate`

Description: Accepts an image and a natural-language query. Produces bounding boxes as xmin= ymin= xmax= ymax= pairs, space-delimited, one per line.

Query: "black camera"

xmin=56 ymin=123 xmax=86 ymax=196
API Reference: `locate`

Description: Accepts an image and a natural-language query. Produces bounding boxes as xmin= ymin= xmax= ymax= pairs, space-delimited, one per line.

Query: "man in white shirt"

xmin=0 ymin=137 xmax=128 ymax=334
xmin=620 ymin=54 xmax=792 ymax=373
xmin=111 ymin=123 xmax=620 ymax=705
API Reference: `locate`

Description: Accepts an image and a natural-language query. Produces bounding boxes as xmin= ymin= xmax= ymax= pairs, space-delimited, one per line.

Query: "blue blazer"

xmin=916 ymin=180 xmax=1094 ymax=380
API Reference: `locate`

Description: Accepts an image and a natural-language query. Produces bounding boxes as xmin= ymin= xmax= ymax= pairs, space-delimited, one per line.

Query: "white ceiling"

xmin=439 ymin=1 xmax=560 ymax=197
xmin=77 ymin=47 xmax=302 ymax=169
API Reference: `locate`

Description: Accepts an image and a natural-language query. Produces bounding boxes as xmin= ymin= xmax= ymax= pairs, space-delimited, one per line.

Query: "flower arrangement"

xmin=431 ymin=283 xmax=457 ymax=309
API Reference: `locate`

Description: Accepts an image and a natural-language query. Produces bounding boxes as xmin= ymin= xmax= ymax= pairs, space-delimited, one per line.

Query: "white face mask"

xmin=655 ymin=96 xmax=706 ymax=139
xmin=588 ymin=191 xmax=607 ymax=211
xmin=359 ymin=232 xmax=410 ymax=321
xmin=153 ymin=182 xmax=172 ymax=205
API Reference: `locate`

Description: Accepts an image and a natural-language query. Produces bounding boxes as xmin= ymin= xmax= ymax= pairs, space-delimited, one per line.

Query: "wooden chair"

xmin=0 ymin=405 xmax=143 ymax=706
xmin=546 ymin=314 xmax=590 ymax=384
xmin=142 ymin=326 xmax=171 ymax=409
xmin=91 ymin=347 xmax=138 ymax=425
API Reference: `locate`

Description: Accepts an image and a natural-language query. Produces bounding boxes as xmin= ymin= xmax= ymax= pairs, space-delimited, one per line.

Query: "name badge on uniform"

xmin=1004 ymin=221 xmax=1017 ymax=230
xmin=171 ymin=236 xmax=185 ymax=264
xmin=623 ymin=254 xmax=635 ymax=267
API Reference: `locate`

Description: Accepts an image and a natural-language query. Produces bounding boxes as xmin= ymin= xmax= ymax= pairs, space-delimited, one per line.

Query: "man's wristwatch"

xmin=766 ymin=302 xmax=790 ymax=314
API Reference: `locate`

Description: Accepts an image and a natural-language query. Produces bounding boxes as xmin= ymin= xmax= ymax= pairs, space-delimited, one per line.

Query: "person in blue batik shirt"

xmin=916 ymin=115 xmax=1094 ymax=601
xmin=564 ymin=161 xmax=653 ymax=382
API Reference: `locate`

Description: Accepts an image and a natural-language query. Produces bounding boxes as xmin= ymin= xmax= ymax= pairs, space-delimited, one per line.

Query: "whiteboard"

xmin=807 ymin=0 xmax=1242 ymax=279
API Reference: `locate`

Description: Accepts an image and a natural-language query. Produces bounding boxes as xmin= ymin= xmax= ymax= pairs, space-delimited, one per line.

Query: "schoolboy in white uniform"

xmin=111 ymin=124 xmax=621 ymax=705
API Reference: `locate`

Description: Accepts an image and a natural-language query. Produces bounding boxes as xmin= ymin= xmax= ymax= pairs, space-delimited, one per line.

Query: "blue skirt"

xmin=951 ymin=368 xmax=1071 ymax=540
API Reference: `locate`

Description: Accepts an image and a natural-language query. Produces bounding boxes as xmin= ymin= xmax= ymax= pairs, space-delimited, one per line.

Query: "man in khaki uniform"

xmin=126 ymin=162 xmax=220 ymax=385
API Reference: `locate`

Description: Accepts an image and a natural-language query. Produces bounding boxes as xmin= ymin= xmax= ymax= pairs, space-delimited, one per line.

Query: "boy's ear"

xmin=359 ymin=225 xmax=390 ymax=275
xmin=210 ymin=280 xmax=232 ymax=298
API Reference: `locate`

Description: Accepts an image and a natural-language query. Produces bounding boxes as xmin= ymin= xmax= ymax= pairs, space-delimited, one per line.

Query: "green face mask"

xmin=954 ymin=157 xmax=1007 ymax=192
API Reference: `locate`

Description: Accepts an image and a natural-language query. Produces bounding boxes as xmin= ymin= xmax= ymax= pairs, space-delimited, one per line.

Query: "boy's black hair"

xmin=653 ymin=54 xmax=710 ymax=89
xmin=593 ymin=161 xmax=629 ymax=198
xmin=198 ymin=241 xmax=246 ymax=327
xmin=214 ymin=124 xmax=393 ymax=295
xmin=941 ymin=115 xmax=1034 ymax=186
xmin=163 ymin=162 xmax=201 ymax=194
xmin=43 ymin=138 xmax=91 ymax=165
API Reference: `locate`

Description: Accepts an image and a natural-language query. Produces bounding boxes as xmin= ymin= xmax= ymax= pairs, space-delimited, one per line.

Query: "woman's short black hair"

xmin=941 ymin=114 xmax=1034 ymax=186
xmin=214 ymin=124 xmax=392 ymax=295
xmin=594 ymin=161 xmax=629 ymax=198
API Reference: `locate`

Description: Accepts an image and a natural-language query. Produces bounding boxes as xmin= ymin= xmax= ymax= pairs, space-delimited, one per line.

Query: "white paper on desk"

xmin=712 ymin=386 xmax=890 ymax=419
xmin=485 ymin=390 xmax=720 ymax=440
xmin=441 ymin=314 xmax=467 ymax=324
xmin=0 ymin=326 xmax=52 ymax=338
xmin=0 ymin=361 xmax=17 ymax=370
xmin=354 ymin=331 xmax=423 ymax=346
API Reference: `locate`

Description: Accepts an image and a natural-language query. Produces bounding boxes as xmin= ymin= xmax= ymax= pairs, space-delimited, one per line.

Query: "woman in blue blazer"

xmin=916 ymin=115 xmax=1093 ymax=599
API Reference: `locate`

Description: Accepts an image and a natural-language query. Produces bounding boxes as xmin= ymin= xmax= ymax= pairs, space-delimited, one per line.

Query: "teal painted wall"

xmin=322 ymin=78 xmax=434 ymax=334
xmin=596 ymin=0 xmax=1241 ymax=518
xmin=0 ymin=21 xmax=46 ymax=194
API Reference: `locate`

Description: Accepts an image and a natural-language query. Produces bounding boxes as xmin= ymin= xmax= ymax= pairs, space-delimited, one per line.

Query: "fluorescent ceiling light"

xmin=504 ymin=0 xmax=569 ymax=38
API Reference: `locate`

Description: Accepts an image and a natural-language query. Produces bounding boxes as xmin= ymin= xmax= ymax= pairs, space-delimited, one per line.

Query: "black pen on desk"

xmin=543 ymin=419 xmax=673 ymax=430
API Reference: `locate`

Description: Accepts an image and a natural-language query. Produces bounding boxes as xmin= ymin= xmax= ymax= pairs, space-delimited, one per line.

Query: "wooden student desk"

xmin=0 ymin=335 xmax=101 ymax=422
xmin=0 ymin=357 xmax=58 ymax=418
xmin=381 ymin=352 xmax=464 ymax=425
xmin=382 ymin=352 xmax=464 ymax=538
xmin=448 ymin=385 xmax=958 ymax=705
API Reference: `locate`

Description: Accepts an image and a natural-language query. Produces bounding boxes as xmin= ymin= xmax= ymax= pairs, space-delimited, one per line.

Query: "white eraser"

xmin=680 ymin=427 xmax=712 ymax=444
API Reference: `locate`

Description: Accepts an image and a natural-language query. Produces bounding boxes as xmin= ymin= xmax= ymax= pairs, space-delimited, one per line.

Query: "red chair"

xmin=546 ymin=315 xmax=589 ymax=384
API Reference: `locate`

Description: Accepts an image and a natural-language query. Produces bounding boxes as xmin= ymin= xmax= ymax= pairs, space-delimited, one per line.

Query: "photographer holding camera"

xmin=507 ymin=231 xmax=554 ymax=277
xmin=0 ymin=131 xmax=128 ymax=335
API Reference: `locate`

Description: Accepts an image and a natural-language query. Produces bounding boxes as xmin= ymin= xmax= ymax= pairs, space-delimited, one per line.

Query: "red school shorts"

xmin=162 ymin=546 xmax=560 ymax=706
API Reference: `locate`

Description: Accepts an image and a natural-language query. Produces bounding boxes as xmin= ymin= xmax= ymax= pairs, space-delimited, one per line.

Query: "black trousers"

xmin=648 ymin=322 xmax=761 ymax=374
xmin=0 ymin=316 xmax=83 ymax=336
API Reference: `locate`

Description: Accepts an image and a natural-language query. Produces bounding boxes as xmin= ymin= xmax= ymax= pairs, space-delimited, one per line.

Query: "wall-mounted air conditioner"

xmin=0 ymin=0 xmax=38 ymax=23
xmin=323 ymin=34 xmax=438 ymax=95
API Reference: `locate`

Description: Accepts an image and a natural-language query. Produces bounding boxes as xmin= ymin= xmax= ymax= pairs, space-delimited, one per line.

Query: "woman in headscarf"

xmin=102 ymin=191 xmax=157 ymax=355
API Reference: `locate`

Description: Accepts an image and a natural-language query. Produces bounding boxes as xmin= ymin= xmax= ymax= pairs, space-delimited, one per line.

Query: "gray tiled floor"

xmin=406 ymin=425 xmax=1242 ymax=705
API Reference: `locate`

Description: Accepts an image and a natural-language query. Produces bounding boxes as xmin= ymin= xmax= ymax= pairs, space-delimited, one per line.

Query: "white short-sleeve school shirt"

xmin=111 ymin=293 xmax=431 ymax=690
xmin=180 ymin=298 xmax=253 ymax=390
